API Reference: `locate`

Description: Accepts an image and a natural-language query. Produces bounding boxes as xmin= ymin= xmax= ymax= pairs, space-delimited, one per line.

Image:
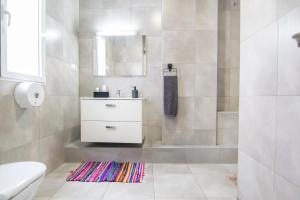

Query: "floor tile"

xmin=52 ymin=182 xmax=108 ymax=200
xmin=52 ymin=162 xmax=81 ymax=173
xmin=188 ymin=164 xmax=236 ymax=175
xmin=35 ymin=173 xmax=67 ymax=199
xmin=35 ymin=162 xmax=238 ymax=200
xmin=153 ymin=163 xmax=191 ymax=174
xmin=155 ymin=198 xmax=205 ymax=200
xmin=194 ymin=174 xmax=237 ymax=198
xmin=206 ymin=198 xmax=237 ymax=200
xmin=103 ymin=175 xmax=154 ymax=200
xmin=145 ymin=163 xmax=154 ymax=175
xmin=154 ymin=173 xmax=206 ymax=199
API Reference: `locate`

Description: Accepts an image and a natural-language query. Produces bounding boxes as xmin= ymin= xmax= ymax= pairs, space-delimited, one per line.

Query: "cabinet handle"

xmin=105 ymin=104 xmax=116 ymax=107
xmin=105 ymin=126 xmax=116 ymax=129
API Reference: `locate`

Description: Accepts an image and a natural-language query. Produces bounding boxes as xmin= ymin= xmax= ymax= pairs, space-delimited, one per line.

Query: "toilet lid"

xmin=0 ymin=162 xmax=46 ymax=200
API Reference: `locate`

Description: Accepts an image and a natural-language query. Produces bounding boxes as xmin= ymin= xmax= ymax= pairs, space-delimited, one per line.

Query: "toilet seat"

xmin=0 ymin=162 xmax=46 ymax=200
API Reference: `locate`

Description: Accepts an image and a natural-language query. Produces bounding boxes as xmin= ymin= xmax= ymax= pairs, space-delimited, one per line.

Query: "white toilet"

xmin=0 ymin=162 xmax=46 ymax=200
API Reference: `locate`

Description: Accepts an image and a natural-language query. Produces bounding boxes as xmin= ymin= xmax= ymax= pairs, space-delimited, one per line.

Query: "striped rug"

xmin=66 ymin=161 xmax=145 ymax=183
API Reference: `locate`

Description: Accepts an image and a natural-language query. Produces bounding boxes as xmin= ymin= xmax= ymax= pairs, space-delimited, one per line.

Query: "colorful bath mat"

xmin=66 ymin=161 xmax=145 ymax=183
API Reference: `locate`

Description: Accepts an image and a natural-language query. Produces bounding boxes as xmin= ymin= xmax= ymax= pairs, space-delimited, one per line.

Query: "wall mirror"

xmin=93 ymin=34 xmax=146 ymax=77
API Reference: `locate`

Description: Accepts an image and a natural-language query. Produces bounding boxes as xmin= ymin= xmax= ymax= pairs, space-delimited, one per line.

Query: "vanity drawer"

xmin=81 ymin=100 xmax=142 ymax=121
xmin=81 ymin=121 xmax=143 ymax=143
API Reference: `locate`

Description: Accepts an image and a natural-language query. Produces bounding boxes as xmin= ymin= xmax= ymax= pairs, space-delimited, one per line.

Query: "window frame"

xmin=0 ymin=0 xmax=46 ymax=83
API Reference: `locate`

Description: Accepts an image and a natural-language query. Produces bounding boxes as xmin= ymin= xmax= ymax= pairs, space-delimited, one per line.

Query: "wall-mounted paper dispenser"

xmin=14 ymin=82 xmax=45 ymax=108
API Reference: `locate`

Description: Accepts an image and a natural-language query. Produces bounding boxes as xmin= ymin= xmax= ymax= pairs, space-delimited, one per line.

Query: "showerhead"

xmin=292 ymin=33 xmax=300 ymax=47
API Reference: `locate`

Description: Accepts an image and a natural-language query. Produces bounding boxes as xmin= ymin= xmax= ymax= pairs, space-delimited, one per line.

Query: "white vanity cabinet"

xmin=80 ymin=98 xmax=144 ymax=144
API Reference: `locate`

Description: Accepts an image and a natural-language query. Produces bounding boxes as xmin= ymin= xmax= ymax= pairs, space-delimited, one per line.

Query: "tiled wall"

xmin=0 ymin=0 xmax=79 ymax=173
xmin=79 ymin=0 xmax=219 ymax=146
xmin=239 ymin=0 xmax=300 ymax=199
xmin=217 ymin=112 xmax=238 ymax=146
xmin=217 ymin=0 xmax=240 ymax=112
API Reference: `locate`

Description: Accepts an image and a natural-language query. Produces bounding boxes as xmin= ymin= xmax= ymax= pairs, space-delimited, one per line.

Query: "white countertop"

xmin=80 ymin=97 xmax=145 ymax=100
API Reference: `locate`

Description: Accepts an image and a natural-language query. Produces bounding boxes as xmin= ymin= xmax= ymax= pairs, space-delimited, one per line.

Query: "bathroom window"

xmin=0 ymin=0 xmax=46 ymax=83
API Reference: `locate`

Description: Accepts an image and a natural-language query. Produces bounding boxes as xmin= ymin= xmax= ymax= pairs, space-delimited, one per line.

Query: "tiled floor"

xmin=34 ymin=163 xmax=238 ymax=200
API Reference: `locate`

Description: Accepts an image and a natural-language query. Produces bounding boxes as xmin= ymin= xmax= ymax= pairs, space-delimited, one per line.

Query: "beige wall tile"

xmin=78 ymin=0 xmax=219 ymax=145
xmin=144 ymin=126 xmax=162 ymax=146
xmin=46 ymin=57 xmax=65 ymax=96
xmin=230 ymin=10 xmax=240 ymax=40
xmin=79 ymin=0 xmax=103 ymax=9
xmin=146 ymin=36 xmax=162 ymax=66
xmin=277 ymin=8 xmax=300 ymax=95
xmin=275 ymin=96 xmax=300 ymax=186
xmin=162 ymin=0 xmax=197 ymax=30
xmin=185 ymin=148 xmax=220 ymax=163
xmin=239 ymin=96 xmax=276 ymax=169
xmin=238 ymin=152 xmax=274 ymax=200
xmin=46 ymin=17 xmax=64 ymax=59
xmin=217 ymin=128 xmax=238 ymax=145
xmin=39 ymin=134 xmax=65 ymax=173
xmin=162 ymin=31 xmax=197 ymax=63
xmin=163 ymin=97 xmax=195 ymax=131
xmin=0 ymin=0 xmax=80 ymax=172
xmin=240 ymin=22 xmax=278 ymax=96
xmin=0 ymin=96 xmax=39 ymax=152
xmin=177 ymin=64 xmax=195 ymax=97
xmin=196 ymin=0 xmax=218 ymax=30
xmin=0 ymin=142 xmax=39 ymax=164
xmin=218 ymin=112 xmax=239 ymax=129
xmin=195 ymin=64 xmax=217 ymax=97
xmin=194 ymin=97 xmax=217 ymax=130
xmin=103 ymin=0 xmax=131 ymax=9
xmin=196 ymin=31 xmax=218 ymax=64
xmin=162 ymin=129 xmax=216 ymax=145
xmin=79 ymin=9 xmax=103 ymax=37
xmin=39 ymin=96 xmax=65 ymax=139
xmin=144 ymin=96 xmax=162 ymax=126
xmin=229 ymin=96 xmax=239 ymax=111
xmin=241 ymin=0 xmax=277 ymax=41
xmin=230 ymin=68 xmax=240 ymax=97
xmin=79 ymin=38 xmax=93 ymax=67
xmin=217 ymin=96 xmax=231 ymax=111
xmin=132 ymin=0 xmax=161 ymax=8
xmin=64 ymin=0 xmax=79 ymax=34
xmin=100 ymin=9 xmax=131 ymax=31
xmin=132 ymin=7 xmax=162 ymax=34
xmin=63 ymin=31 xmax=79 ymax=64
xmin=239 ymin=3 xmax=300 ymax=199
xmin=278 ymin=0 xmax=300 ymax=16
xmin=0 ymin=80 xmax=17 ymax=96
xmin=274 ymin=175 xmax=300 ymax=200
xmin=218 ymin=68 xmax=231 ymax=97
xmin=219 ymin=148 xmax=238 ymax=163
xmin=79 ymin=67 xmax=102 ymax=97
xmin=63 ymin=97 xmax=80 ymax=144
xmin=47 ymin=0 xmax=64 ymax=23
xmin=229 ymin=40 xmax=240 ymax=67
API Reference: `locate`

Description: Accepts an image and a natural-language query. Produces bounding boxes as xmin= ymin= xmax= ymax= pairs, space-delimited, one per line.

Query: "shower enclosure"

xmin=68 ymin=0 xmax=240 ymax=163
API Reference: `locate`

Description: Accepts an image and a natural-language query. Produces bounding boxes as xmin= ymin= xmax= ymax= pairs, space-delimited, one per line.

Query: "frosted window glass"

xmin=7 ymin=0 xmax=40 ymax=77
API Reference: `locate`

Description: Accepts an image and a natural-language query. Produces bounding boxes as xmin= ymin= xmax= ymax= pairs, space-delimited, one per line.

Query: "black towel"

xmin=164 ymin=76 xmax=178 ymax=117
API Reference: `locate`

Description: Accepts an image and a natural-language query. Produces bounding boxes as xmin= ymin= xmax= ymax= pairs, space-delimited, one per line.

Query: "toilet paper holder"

xmin=14 ymin=82 xmax=45 ymax=108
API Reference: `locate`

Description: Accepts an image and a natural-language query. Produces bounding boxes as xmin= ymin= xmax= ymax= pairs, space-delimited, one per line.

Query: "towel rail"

xmin=163 ymin=63 xmax=177 ymax=76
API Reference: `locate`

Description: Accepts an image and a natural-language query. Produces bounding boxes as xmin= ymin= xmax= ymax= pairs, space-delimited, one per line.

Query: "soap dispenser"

xmin=132 ymin=86 xmax=139 ymax=98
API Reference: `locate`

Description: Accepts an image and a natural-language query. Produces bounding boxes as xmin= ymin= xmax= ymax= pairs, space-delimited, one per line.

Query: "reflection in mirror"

xmin=93 ymin=35 xmax=146 ymax=77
